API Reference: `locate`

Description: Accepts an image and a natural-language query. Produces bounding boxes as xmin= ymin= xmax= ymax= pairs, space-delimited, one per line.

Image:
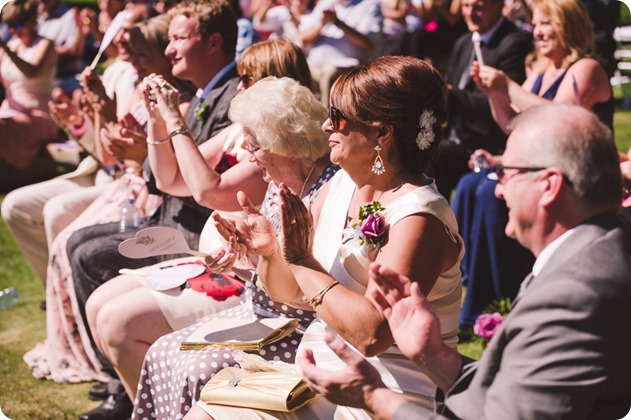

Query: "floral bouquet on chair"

xmin=472 ymin=297 xmax=511 ymax=348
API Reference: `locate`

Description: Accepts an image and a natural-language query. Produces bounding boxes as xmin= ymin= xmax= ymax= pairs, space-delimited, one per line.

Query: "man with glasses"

xmin=300 ymin=103 xmax=631 ymax=419
xmin=430 ymin=0 xmax=532 ymax=198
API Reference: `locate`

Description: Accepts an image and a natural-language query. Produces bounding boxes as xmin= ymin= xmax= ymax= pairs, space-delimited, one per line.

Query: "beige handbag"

xmin=200 ymin=366 xmax=316 ymax=412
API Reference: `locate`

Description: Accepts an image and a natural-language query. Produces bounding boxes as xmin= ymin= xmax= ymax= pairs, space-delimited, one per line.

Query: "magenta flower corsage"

xmin=342 ymin=201 xmax=388 ymax=248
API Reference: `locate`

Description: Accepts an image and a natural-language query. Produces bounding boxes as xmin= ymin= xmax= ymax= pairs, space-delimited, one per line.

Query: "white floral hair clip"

xmin=416 ymin=109 xmax=436 ymax=150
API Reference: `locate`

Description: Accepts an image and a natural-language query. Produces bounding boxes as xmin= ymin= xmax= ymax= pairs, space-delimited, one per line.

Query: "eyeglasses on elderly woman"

xmin=243 ymin=142 xmax=261 ymax=157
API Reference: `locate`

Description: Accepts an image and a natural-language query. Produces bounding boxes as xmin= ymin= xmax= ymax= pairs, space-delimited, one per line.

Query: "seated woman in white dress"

xmin=193 ymin=55 xmax=463 ymax=419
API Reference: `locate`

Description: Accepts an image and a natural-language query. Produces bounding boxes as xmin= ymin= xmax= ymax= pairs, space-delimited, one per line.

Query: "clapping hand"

xmin=213 ymin=191 xmax=279 ymax=258
xmin=99 ymin=121 xmax=148 ymax=162
xmin=80 ymin=67 xmax=116 ymax=121
xmin=369 ymin=263 xmax=444 ymax=364
xmin=119 ymin=112 xmax=146 ymax=141
xmin=48 ymin=94 xmax=83 ymax=127
xmin=204 ymin=246 xmax=239 ymax=273
xmin=142 ymin=74 xmax=182 ymax=123
xmin=279 ymin=184 xmax=314 ymax=263
xmin=298 ymin=332 xmax=388 ymax=410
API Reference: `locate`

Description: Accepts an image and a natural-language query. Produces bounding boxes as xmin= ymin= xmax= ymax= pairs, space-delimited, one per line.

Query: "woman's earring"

xmin=372 ymin=145 xmax=385 ymax=175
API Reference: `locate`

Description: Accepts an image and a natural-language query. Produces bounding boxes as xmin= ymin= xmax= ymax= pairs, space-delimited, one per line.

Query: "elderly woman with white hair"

xmin=131 ymin=76 xmax=339 ymax=419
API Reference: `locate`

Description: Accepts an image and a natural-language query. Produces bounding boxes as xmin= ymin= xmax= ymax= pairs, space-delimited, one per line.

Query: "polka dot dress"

xmin=132 ymin=165 xmax=339 ymax=420
xmin=132 ymin=288 xmax=315 ymax=420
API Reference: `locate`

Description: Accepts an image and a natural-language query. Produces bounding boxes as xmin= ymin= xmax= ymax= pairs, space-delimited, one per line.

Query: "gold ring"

xmin=290 ymin=219 xmax=297 ymax=224
xmin=160 ymin=81 xmax=167 ymax=88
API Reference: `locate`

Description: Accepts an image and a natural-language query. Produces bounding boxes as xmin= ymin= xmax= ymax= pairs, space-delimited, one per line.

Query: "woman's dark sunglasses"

xmin=329 ymin=106 xmax=348 ymax=131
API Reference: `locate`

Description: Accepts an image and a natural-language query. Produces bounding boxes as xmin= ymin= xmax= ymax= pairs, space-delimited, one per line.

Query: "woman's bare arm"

xmin=0 ymin=37 xmax=55 ymax=78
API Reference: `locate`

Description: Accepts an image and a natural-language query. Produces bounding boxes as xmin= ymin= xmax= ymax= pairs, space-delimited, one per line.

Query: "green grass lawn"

xmin=614 ymin=107 xmax=631 ymax=153
xmin=0 ymin=201 xmax=100 ymax=419
xmin=0 ymin=107 xmax=629 ymax=418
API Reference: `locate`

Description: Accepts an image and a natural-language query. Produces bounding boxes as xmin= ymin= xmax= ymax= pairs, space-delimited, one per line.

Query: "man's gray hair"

xmin=510 ymin=104 xmax=622 ymax=212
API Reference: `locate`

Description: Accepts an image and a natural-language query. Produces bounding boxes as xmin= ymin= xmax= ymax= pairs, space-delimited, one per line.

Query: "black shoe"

xmin=79 ymin=380 xmax=132 ymax=420
xmin=88 ymin=382 xmax=109 ymax=401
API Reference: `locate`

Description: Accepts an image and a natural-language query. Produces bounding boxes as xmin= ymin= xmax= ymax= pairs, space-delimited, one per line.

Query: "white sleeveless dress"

xmin=198 ymin=170 xmax=463 ymax=418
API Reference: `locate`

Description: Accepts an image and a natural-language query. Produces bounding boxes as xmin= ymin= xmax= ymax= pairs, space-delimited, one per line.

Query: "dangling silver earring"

xmin=372 ymin=145 xmax=385 ymax=175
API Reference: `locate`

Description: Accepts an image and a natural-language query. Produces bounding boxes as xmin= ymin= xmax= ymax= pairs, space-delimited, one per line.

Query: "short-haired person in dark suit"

xmin=430 ymin=0 xmax=532 ymax=198
xmin=299 ymin=103 xmax=631 ymax=419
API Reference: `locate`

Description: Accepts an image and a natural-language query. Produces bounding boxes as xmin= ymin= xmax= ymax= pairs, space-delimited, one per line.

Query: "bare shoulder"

xmin=569 ymin=57 xmax=601 ymax=71
xmin=566 ymin=58 xmax=608 ymax=82
xmin=558 ymin=58 xmax=610 ymax=106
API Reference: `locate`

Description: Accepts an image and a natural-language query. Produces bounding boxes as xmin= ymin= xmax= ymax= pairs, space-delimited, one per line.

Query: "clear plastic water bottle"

xmin=0 ymin=287 xmax=19 ymax=310
xmin=472 ymin=155 xmax=489 ymax=173
xmin=119 ymin=198 xmax=141 ymax=233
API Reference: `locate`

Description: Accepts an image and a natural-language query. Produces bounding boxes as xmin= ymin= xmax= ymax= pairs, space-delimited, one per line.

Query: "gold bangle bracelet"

xmin=309 ymin=281 xmax=340 ymax=310
xmin=169 ymin=124 xmax=191 ymax=139
xmin=146 ymin=136 xmax=170 ymax=145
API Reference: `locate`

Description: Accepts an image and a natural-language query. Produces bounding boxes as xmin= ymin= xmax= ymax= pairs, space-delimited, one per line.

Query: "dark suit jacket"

xmin=146 ymin=65 xmax=239 ymax=252
xmin=446 ymin=19 xmax=532 ymax=154
xmin=434 ymin=213 xmax=631 ymax=419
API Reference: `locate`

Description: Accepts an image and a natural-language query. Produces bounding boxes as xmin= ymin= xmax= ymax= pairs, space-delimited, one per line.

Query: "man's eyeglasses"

xmin=492 ymin=165 xmax=546 ymax=184
xmin=329 ymin=106 xmax=349 ymax=131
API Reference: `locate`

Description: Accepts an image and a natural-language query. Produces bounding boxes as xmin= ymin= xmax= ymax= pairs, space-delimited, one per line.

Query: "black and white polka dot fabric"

xmin=132 ymin=288 xmax=315 ymax=420
xmin=132 ymin=165 xmax=339 ymax=419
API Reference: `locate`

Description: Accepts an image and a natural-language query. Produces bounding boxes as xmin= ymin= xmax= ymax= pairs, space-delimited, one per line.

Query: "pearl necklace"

xmin=299 ymin=162 xmax=317 ymax=197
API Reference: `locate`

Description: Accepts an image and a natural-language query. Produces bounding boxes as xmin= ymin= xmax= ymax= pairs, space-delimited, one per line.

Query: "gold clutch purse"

xmin=180 ymin=317 xmax=299 ymax=351
xmin=200 ymin=366 xmax=316 ymax=412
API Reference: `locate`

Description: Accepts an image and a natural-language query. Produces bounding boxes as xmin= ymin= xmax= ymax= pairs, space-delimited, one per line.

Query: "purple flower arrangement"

xmin=473 ymin=312 xmax=504 ymax=342
xmin=471 ymin=297 xmax=512 ymax=347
